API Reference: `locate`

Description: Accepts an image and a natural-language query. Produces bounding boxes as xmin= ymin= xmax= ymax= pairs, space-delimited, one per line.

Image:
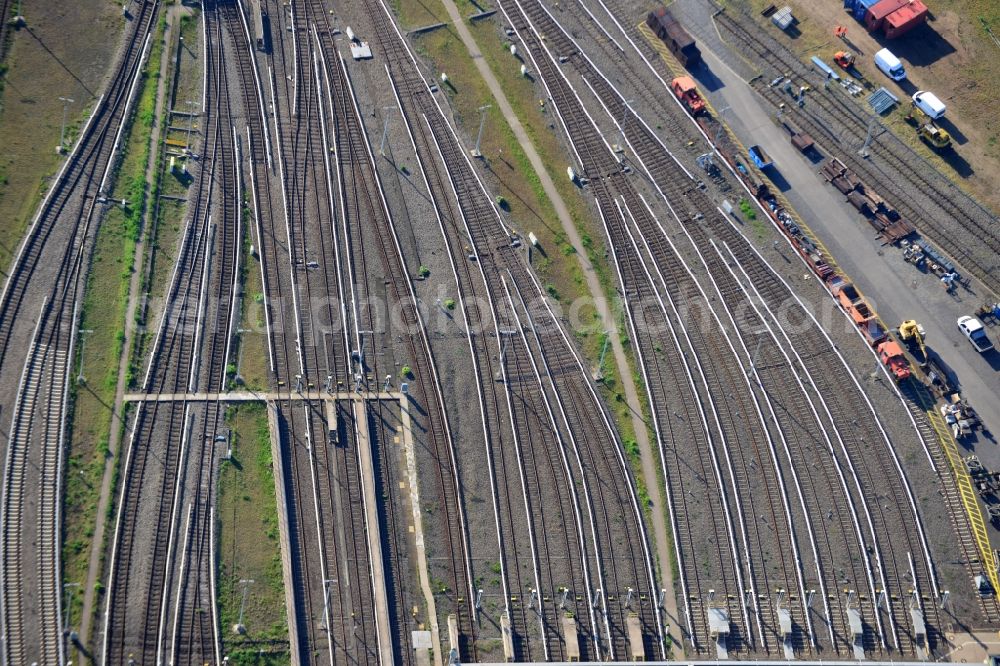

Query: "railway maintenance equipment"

xmin=834 ymin=50 xmax=856 ymax=69
xmin=906 ymin=104 xmax=952 ymax=150
xmin=671 ymin=76 xmax=706 ymax=115
xmin=899 ymin=319 xmax=927 ymax=360
xmin=897 ymin=320 xmax=958 ymax=397
xmin=878 ymin=339 xmax=912 ymax=381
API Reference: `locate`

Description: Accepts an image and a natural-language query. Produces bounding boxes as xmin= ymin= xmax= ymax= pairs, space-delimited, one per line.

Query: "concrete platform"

xmin=353 ymin=399 xmax=395 ymax=664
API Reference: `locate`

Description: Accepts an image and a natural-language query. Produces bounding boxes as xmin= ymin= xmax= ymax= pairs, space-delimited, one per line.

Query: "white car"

xmin=958 ymin=315 xmax=994 ymax=353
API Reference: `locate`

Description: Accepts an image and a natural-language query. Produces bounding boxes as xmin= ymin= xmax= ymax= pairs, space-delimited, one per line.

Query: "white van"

xmin=912 ymin=91 xmax=946 ymax=119
xmin=874 ymin=48 xmax=906 ymax=81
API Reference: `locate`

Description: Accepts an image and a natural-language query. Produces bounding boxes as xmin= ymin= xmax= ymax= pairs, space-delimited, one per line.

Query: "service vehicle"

xmin=874 ymin=48 xmax=906 ymax=81
xmin=834 ymin=51 xmax=856 ymax=69
xmin=906 ymin=103 xmax=951 ymax=150
xmin=912 ymin=91 xmax=946 ymax=119
xmin=958 ymin=315 xmax=994 ymax=353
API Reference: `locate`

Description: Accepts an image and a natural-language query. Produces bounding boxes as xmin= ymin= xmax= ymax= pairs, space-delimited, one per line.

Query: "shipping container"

xmin=864 ymin=0 xmax=907 ymax=31
xmin=884 ymin=0 xmax=928 ymax=38
xmin=845 ymin=0 xmax=881 ymax=22
xmin=748 ymin=144 xmax=773 ymax=169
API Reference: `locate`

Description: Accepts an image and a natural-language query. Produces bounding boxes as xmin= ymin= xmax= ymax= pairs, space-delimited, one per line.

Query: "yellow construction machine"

xmin=899 ymin=319 xmax=927 ymax=362
xmin=906 ymin=104 xmax=951 ymax=150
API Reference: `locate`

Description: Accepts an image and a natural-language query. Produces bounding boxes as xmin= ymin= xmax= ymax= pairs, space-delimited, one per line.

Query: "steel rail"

xmin=415 ymin=113 xmax=518 ymax=649
xmin=501 ymin=272 xmax=603 ymax=659
xmin=329 ymin=23 xmax=479 ymax=659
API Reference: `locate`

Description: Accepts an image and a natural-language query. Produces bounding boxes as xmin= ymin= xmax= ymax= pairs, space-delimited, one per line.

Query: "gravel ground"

xmin=341 ymin=3 xmax=666 ymax=658
xmin=342 ymin=39 xmax=512 ymax=652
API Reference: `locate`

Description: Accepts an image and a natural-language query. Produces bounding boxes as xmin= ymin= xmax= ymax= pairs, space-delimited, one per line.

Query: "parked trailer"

xmin=647 ymin=7 xmax=701 ymax=67
xmin=748 ymin=144 xmax=773 ymax=169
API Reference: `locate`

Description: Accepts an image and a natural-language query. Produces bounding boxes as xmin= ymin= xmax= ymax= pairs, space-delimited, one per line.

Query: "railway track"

xmin=603 ymin=42 xmax=946 ymax=651
xmin=720 ymin=228 xmax=943 ymax=646
xmin=416 ymin=101 xmax=617 ymax=659
xmin=0 ymin=299 xmax=74 ymax=666
xmin=713 ymin=9 xmax=1000 ymax=297
xmin=303 ymin=4 xmax=487 ymax=661
xmin=0 ymin=4 xmax=160 ymax=665
xmin=0 ymin=0 xmax=14 ymax=64
xmin=273 ymin=403 xmax=326 ymax=661
xmin=256 ymin=0 xmax=307 ymax=387
xmin=0 ymin=1 xmax=158 ymax=375
xmin=381 ymin=0 xmax=666 ymax=657
xmin=684 ymin=216 xmax=885 ymax=657
xmin=413 ymin=107 xmax=539 ymax=661
xmin=643 ymin=190 xmax=814 ymax=649
xmin=487 ymin=0 xmax=954 ymax=657
xmin=898 ymin=379 xmax=1000 ymax=623
xmin=396 ymin=69 xmax=553 ymax=662
xmin=365 ymin=396 xmax=418 ymax=660
xmin=224 ymin=0 xmax=289 ymax=382
xmin=167 ymin=403 xmax=225 ymax=666
xmin=617 ymin=191 xmax=812 ymax=656
xmin=499 ymin=279 xmax=597 ymax=661
xmin=103 ymin=2 xmax=240 ymax=662
xmin=264 ymin=1 xmax=388 ymax=660
xmin=507 ymin=269 xmax=662 ymax=659
xmin=372 ymin=1 xmax=664 ymax=658
xmin=103 ymin=400 xmax=191 ymax=664
xmin=560 ymin=2 xmax=995 ymax=651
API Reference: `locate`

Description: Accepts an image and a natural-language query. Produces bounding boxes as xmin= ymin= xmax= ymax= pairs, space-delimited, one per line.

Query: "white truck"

xmin=912 ymin=91 xmax=946 ymax=119
xmin=874 ymin=48 xmax=906 ymax=81
xmin=958 ymin=315 xmax=994 ymax=353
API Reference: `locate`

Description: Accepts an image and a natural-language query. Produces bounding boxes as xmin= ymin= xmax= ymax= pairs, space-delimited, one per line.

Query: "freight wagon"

xmin=646 ymin=7 xmax=701 ymax=68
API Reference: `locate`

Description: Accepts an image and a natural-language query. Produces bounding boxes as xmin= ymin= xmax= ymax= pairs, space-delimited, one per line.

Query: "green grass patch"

xmin=0 ymin=3 xmax=124 ymax=274
xmin=218 ymin=403 xmax=288 ymax=663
